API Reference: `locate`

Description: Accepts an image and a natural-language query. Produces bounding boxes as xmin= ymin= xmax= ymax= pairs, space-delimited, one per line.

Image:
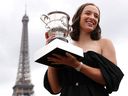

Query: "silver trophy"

xmin=34 ymin=11 xmax=83 ymax=67
xmin=40 ymin=11 xmax=70 ymax=43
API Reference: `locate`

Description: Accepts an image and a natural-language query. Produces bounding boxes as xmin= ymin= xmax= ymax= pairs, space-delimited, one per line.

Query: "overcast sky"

xmin=0 ymin=0 xmax=128 ymax=96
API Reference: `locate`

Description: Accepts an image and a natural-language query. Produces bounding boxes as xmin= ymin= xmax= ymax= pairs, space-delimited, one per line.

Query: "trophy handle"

xmin=40 ymin=14 xmax=51 ymax=29
xmin=60 ymin=16 xmax=68 ymax=27
xmin=60 ymin=16 xmax=72 ymax=32
xmin=68 ymin=25 xmax=72 ymax=31
xmin=40 ymin=14 xmax=50 ymax=24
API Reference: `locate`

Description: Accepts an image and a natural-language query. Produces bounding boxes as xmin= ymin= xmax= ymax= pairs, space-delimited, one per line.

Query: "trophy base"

xmin=56 ymin=37 xmax=68 ymax=42
xmin=34 ymin=39 xmax=84 ymax=67
xmin=48 ymin=37 xmax=68 ymax=43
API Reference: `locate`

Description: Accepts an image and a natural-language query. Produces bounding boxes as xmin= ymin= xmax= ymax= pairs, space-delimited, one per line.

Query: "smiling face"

xmin=80 ymin=5 xmax=100 ymax=33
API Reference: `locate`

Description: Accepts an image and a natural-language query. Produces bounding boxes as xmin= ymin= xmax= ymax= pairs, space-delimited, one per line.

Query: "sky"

xmin=0 ymin=0 xmax=128 ymax=96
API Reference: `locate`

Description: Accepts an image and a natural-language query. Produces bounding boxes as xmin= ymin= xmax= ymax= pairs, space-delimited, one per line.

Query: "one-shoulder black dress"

xmin=44 ymin=51 xmax=124 ymax=96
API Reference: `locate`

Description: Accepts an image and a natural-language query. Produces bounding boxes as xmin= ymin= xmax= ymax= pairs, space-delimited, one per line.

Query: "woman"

xmin=44 ymin=3 xmax=124 ymax=96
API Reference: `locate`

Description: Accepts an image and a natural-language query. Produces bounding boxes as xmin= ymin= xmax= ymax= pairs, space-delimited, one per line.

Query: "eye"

xmin=94 ymin=13 xmax=99 ymax=19
xmin=84 ymin=11 xmax=91 ymax=15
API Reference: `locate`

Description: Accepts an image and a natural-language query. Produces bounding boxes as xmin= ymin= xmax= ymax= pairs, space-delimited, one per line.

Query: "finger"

xmin=46 ymin=35 xmax=56 ymax=44
xmin=51 ymin=62 xmax=60 ymax=65
xmin=45 ymin=32 xmax=49 ymax=39
xmin=47 ymin=57 xmax=57 ymax=63
xmin=52 ymin=54 xmax=63 ymax=59
xmin=66 ymin=52 xmax=74 ymax=58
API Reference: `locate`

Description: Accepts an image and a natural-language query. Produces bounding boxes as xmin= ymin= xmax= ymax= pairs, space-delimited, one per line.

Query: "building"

xmin=12 ymin=13 xmax=34 ymax=96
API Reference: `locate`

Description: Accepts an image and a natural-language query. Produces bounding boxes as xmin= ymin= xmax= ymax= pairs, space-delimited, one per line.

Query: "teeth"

xmin=86 ymin=21 xmax=93 ymax=26
xmin=85 ymin=19 xmax=95 ymax=25
xmin=87 ymin=20 xmax=93 ymax=24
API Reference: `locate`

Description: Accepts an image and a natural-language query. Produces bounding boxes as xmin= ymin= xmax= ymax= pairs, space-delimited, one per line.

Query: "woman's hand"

xmin=47 ymin=52 xmax=80 ymax=68
xmin=45 ymin=32 xmax=56 ymax=45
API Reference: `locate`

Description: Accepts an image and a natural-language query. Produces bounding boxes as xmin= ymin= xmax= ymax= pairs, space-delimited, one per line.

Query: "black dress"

xmin=44 ymin=51 xmax=124 ymax=96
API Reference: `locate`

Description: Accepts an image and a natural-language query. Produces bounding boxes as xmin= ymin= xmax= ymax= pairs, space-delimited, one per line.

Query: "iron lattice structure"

xmin=12 ymin=14 xmax=34 ymax=96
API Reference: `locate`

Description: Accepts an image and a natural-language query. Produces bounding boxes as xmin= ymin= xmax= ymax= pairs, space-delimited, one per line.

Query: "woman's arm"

xmin=75 ymin=61 xmax=106 ymax=85
xmin=47 ymin=67 xmax=62 ymax=93
xmin=100 ymin=38 xmax=117 ymax=64
xmin=45 ymin=32 xmax=62 ymax=93
xmin=75 ymin=38 xmax=117 ymax=85
xmin=48 ymin=52 xmax=106 ymax=85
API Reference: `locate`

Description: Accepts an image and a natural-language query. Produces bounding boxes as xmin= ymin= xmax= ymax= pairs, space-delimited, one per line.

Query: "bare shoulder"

xmin=99 ymin=38 xmax=117 ymax=64
xmin=99 ymin=38 xmax=113 ymax=46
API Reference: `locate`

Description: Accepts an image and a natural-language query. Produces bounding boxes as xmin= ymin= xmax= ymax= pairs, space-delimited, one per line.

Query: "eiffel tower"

xmin=12 ymin=13 xmax=34 ymax=96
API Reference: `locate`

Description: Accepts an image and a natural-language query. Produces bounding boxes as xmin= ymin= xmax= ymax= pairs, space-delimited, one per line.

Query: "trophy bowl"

xmin=40 ymin=11 xmax=70 ymax=43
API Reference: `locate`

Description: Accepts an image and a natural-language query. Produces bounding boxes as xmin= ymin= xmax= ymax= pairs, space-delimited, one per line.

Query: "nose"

xmin=89 ymin=14 xmax=95 ymax=19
